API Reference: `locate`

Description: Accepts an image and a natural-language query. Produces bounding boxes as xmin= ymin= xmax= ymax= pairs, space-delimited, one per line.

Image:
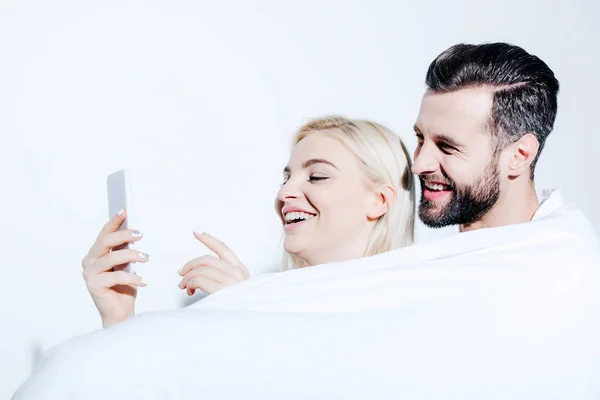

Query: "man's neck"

xmin=460 ymin=182 xmax=540 ymax=233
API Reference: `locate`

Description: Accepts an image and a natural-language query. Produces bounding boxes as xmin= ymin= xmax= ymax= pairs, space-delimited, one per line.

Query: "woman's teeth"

xmin=284 ymin=211 xmax=316 ymax=224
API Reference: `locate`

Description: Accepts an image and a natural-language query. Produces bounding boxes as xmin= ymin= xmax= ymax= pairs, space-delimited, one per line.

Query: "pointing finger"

xmin=193 ymin=231 xmax=243 ymax=267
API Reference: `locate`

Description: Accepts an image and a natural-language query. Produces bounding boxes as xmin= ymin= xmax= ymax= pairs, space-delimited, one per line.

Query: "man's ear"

xmin=367 ymin=185 xmax=396 ymax=220
xmin=506 ymin=133 xmax=540 ymax=178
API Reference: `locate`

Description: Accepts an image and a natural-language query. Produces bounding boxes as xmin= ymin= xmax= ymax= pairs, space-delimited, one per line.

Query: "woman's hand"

xmin=178 ymin=232 xmax=249 ymax=296
xmin=81 ymin=209 xmax=149 ymax=328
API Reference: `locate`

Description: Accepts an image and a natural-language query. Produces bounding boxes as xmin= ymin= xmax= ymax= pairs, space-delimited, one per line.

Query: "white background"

xmin=1 ymin=0 xmax=598 ymax=397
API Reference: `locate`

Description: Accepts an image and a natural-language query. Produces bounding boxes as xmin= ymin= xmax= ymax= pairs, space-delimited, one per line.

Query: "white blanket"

xmin=13 ymin=190 xmax=600 ymax=399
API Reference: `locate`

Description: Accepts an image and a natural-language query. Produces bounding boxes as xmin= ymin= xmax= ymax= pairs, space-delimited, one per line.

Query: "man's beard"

xmin=418 ymin=158 xmax=501 ymax=228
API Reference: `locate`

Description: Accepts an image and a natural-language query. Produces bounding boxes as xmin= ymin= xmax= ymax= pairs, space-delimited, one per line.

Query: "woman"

xmin=81 ymin=116 xmax=416 ymax=328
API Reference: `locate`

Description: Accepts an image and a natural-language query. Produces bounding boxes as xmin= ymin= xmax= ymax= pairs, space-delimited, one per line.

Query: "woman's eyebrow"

xmin=283 ymin=159 xmax=338 ymax=173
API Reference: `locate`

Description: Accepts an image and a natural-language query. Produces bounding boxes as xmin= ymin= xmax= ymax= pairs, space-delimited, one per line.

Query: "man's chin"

xmin=418 ymin=204 xmax=456 ymax=229
xmin=419 ymin=218 xmax=452 ymax=229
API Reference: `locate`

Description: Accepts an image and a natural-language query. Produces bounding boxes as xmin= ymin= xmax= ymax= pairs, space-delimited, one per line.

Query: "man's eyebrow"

xmin=283 ymin=159 xmax=338 ymax=173
xmin=413 ymin=125 xmax=464 ymax=148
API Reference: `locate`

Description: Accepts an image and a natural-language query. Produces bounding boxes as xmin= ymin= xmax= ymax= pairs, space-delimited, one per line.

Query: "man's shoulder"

xmin=532 ymin=188 xmax=564 ymax=220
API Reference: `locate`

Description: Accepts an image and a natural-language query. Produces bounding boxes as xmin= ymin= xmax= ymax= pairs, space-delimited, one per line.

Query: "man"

xmin=412 ymin=42 xmax=560 ymax=231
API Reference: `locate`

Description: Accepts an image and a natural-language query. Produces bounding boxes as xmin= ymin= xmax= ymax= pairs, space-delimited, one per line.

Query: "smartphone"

xmin=106 ymin=169 xmax=136 ymax=273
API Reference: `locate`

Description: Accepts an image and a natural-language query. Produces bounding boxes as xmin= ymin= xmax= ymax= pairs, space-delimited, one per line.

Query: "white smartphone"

xmin=106 ymin=169 xmax=136 ymax=273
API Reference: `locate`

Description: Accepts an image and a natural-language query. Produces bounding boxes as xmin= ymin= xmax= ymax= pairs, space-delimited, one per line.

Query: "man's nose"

xmin=412 ymin=143 xmax=439 ymax=176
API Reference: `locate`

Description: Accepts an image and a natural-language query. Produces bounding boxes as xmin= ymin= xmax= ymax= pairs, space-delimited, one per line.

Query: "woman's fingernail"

xmin=131 ymin=230 xmax=142 ymax=237
xmin=139 ymin=252 xmax=149 ymax=260
xmin=193 ymin=230 xmax=203 ymax=235
xmin=177 ymin=267 xmax=183 ymax=274
xmin=116 ymin=208 xmax=124 ymax=216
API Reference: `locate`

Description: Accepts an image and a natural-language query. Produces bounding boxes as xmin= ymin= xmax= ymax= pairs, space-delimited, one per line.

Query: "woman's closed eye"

xmin=309 ymin=175 xmax=328 ymax=183
xmin=281 ymin=174 xmax=329 ymax=186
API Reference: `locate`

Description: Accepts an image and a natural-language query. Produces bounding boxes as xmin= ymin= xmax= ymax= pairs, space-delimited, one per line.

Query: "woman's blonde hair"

xmin=282 ymin=115 xmax=415 ymax=270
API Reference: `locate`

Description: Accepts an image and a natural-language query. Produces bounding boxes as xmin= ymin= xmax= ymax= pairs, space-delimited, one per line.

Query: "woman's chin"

xmin=283 ymin=245 xmax=301 ymax=256
xmin=283 ymin=239 xmax=310 ymax=258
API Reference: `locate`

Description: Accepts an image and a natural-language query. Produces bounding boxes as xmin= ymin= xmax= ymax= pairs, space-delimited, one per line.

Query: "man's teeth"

xmin=425 ymin=182 xmax=450 ymax=191
xmin=284 ymin=211 xmax=316 ymax=224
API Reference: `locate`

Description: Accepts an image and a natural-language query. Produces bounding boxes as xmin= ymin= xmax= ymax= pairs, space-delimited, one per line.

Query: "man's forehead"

xmin=416 ymin=87 xmax=494 ymax=140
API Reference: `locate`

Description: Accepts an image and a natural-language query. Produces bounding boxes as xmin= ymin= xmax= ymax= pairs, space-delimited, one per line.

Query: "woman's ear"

xmin=367 ymin=184 xmax=396 ymax=220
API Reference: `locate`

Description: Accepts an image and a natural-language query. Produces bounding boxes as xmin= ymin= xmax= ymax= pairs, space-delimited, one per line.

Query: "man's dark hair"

xmin=425 ymin=42 xmax=559 ymax=179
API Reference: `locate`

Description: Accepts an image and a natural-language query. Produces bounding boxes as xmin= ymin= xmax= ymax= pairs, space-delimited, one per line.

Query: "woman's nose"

xmin=277 ymin=179 xmax=302 ymax=202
